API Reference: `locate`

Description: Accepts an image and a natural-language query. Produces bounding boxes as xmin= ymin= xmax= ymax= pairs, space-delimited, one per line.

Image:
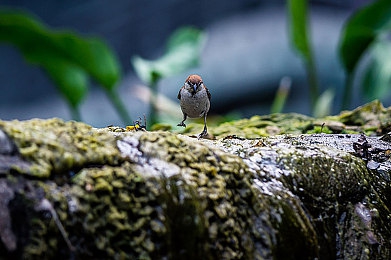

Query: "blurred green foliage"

xmin=6 ymin=2 xmax=391 ymax=126
xmin=362 ymin=42 xmax=391 ymax=100
xmin=339 ymin=0 xmax=391 ymax=109
xmin=0 ymin=9 xmax=131 ymax=123
xmin=132 ymin=27 xmax=206 ymax=127
xmin=287 ymin=0 xmax=320 ymax=112
xmin=271 ymin=77 xmax=291 ymax=114
xmin=132 ymin=27 xmax=205 ymax=87
xmin=288 ymin=0 xmax=391 ymax=116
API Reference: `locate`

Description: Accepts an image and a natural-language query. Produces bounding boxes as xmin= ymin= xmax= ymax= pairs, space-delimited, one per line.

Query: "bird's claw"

xmin=177 ymin=122 xmax=186 ymax=127
xmin=197 ymin=130 xmax=208 ymax=139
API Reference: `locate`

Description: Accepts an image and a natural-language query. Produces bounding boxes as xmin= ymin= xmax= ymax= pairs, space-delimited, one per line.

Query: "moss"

xmin=0 ymin=100 xmax=390 ymax=259
xmin=0 ymin=118 xmax=123 ymax=178
xmin=205 ymin=100 xmax=391 ymax=139
xmin=217 ymin=131 xmax=391 ymax=258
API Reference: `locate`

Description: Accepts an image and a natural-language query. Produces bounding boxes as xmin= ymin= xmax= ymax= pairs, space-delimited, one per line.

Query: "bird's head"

xmin=184 ymin=74 xmax=203 ymax=95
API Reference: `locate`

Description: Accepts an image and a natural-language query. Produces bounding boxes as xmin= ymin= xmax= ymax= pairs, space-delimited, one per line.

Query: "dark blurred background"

xmin=0 ymin=0 xmax=377 ymax=127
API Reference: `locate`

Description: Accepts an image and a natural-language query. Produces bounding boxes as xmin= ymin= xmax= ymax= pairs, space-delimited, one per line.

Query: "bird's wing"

xmin=177 ymin=87 xmax=182 ymax=100
xmin=206 ymin=87 xmax=211 ymax=100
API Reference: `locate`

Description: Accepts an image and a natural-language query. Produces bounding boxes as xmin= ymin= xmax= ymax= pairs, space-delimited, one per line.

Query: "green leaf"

xmin=0 ymin=10 xmax=121 ymax=106
xmin=287 ymin=0 xmax=311 ymax=61
xmin=362 ymin=41 xmax=391 ymax=101
xmin=53 ymin=34 xmax=121 ymax=90
xmin=42 ymin=57 xmax=88 ymax=108
xmin=131 ymin=27 xmax=206 ymax=86
xmin=339 ymin=0 xmax=391 ymax=74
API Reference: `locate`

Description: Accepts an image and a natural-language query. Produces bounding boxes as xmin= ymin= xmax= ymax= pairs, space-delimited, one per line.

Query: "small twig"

xmin=320 ymin=122 xmax=325 ymax=133
xmin=35 ymin=199 xmax=75 ymax=252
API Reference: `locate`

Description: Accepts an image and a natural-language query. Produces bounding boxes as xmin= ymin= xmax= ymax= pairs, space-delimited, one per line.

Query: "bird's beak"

xmin=193 ymin=84 xmax=197 ymax=93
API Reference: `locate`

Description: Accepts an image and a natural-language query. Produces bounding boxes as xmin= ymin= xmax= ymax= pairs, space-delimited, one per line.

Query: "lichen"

xmin=0 ymin=118 xmax=123 ymax=178
xmin=0 ymin=100 xmax=390 ymax=259
xmin=203 ymin=100 xmax=391 ymax=139
xmin=216 ymin=133 xmax=391 ymax=259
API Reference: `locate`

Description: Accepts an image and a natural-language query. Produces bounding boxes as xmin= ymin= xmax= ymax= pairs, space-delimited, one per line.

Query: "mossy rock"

xmin=0 ymin=100 xmax=390 ymax=259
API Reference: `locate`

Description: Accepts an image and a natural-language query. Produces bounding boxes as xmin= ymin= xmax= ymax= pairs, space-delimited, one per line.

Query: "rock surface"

xmin=0 ymin=100 xmax=390 ymax=259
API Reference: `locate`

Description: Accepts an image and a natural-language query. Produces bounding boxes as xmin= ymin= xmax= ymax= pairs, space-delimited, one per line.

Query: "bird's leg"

xmin=177 ymin=113 xmax=187 ymax=127
xmin=197 ymin=113 xmax=208 ymax=139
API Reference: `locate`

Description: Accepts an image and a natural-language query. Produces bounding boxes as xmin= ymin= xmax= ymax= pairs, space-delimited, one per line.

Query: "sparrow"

xmin=177 ymin=74 xmax=211 ymax=138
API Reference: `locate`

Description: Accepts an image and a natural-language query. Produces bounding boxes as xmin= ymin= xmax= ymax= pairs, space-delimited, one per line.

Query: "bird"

xmin=177 ymin=74 xmax=211 ymax=139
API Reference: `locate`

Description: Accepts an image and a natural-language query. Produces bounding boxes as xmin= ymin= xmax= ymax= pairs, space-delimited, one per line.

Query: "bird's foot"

xmin=177 ymin=122 xmax=186 ymax=127
xmin=197 ymin=129 xmax=208 ymax=139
